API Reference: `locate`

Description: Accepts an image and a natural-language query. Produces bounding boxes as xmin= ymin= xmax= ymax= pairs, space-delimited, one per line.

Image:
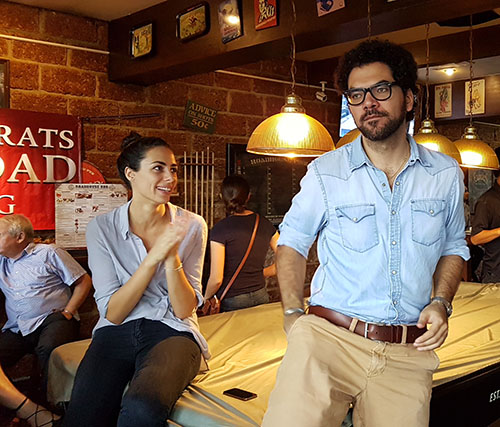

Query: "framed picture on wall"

xmin=218 ymin=0 xmax=243 ymax=43
xmin=130 ymin=22 xmax=153 ymax=58
xmin=465 ymin=79 xmax=485 ymax=116
xmin=434 ymin=83 xmax=452 ymax=118
xmin=0 ymin=59 xmax=10 ymax=108
xmin=176 ymin=3 xmax=210 ymax=42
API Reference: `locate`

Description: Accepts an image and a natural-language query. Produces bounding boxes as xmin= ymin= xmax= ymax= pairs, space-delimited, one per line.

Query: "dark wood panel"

xmin=109 ymin=0 xmax=499 ymax=85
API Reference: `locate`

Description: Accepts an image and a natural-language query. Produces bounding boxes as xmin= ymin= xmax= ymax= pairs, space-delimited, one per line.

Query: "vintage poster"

xmin=183 ymin=100 xmax=218 ymax=134
xmin=0 ymin=109 xmax=81 ymax=230
xmin=316 ymin=0 xmax=345 ymax=17
xmin=254 ymin=0 xmax=278 ymax=30
xmin=465 ymin=79 xmax=485 ymax=116
xmin=55 ymin=183 xmax=128 ymax=248
xmin=434 ymin=83 xmax=452 ymax=118
xmin=218 ymin=0 xmax=243 ymax=43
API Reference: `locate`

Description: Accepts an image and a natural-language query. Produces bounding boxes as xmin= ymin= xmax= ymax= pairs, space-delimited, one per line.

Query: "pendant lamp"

xmin=413 ymin=24 xmax=461 ymax=163
xmin=453 ymin=17 xmax=499 ymax=170
xmin=336 ymin=128 xmax=361 ymax=148
xmin=246 ymin=0 xmax=334 ymax=157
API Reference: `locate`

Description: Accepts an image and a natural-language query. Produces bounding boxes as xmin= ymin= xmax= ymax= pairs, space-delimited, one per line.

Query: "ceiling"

xmin=6 ymin=1 xmax=500 ymax=85
xmin=8 ymin=0 xmax=166 ymax=21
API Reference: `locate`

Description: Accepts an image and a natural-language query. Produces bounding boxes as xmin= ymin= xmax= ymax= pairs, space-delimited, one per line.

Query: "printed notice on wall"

xmin=55 ymin=183 xmax=128 ymax=249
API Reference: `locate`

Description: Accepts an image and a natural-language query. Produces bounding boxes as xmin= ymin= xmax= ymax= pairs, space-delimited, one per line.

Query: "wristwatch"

xmin=430 ymin=297 xmax=453 ymax=317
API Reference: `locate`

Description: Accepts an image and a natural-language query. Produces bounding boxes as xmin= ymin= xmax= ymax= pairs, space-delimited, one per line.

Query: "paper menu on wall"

xmin=55 ymin=183 xmax=128 ymax=249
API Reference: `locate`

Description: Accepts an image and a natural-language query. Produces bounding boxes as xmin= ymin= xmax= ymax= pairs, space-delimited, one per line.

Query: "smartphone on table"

xmin=223 ymin=387 xmax=258 ymax=401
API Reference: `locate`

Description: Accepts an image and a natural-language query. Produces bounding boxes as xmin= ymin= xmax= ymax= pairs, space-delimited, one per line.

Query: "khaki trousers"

xmin=262 ymin=314 xmax=440 ymax=427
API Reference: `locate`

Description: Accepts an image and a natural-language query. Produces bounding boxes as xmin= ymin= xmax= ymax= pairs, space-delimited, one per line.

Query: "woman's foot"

xmin=14 ymin=397 xmax=61 ymax=427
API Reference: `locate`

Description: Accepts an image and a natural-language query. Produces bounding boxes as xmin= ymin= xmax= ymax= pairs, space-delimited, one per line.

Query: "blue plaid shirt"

xmin=279 ymin=135 xmax=470 ymax=325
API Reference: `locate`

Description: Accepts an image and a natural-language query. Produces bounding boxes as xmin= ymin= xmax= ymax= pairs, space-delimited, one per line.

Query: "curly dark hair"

xmin=117 ymin=132 xmax=173 ymax=189
xmin=335 ymin=40 xmax=418 ymax=121
xmin=221 ymin=175 xmax=250 ymax=216
xmin=495 ymin=147 xmax=500 ymax=178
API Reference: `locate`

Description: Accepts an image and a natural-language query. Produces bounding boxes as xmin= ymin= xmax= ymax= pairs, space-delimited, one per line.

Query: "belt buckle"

xmin=364 ymin=322 xmax=369 ymax=339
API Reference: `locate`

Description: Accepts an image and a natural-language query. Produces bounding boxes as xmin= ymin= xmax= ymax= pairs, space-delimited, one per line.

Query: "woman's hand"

xmin=147 ymin=215 xmax=189 ymax=266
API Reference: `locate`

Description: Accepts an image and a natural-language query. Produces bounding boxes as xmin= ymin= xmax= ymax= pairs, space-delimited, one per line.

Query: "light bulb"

xmin=276 ymin=114 xmax=310 ymax=146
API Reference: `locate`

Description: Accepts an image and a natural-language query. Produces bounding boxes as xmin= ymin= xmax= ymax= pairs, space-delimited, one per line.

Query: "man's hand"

xmin=61 ymin=309 xmax=74 ymax=320
xmin=413 ymin=302 xmax=448 ymax=351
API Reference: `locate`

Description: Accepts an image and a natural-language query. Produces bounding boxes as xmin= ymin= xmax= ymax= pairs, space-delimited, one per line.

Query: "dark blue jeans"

xmin=221 ymin=287 xmax=270 ymax=312
xmin=62 ymin=319 xmax=201 ymax=427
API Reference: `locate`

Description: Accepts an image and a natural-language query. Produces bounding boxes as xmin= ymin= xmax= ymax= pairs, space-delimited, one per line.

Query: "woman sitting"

xmin=204 ymin=175 xmax=279 ymax=312
xmin=62 ymin=133 xmax=208 ymax=427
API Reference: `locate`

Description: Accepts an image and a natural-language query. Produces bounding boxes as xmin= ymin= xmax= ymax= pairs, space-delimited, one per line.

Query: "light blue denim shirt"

xmin=279 ymin=135 xmax=470 ymax=325
xmin=86 ymin=200 xmax=210 ymax=358
xmin=0 ymin=243 xmax=86 ymax=335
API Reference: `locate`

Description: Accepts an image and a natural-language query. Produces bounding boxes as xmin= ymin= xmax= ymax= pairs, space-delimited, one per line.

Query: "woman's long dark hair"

xmin=117 ymin=132 xmax=173 ymax=189
xmin=221 ymin=175 xmax=250 ymax=216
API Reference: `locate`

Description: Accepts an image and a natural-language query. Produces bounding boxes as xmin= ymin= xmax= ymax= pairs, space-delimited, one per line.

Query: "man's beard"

xmin=357 ymin=104 xmax=406 ymax=141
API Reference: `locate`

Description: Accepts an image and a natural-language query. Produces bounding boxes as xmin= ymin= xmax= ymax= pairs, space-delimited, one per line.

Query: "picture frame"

xmin=434 ymin=83 xmax=452 ymax=118
xmin=316 ymin=0 xmax=345 ymax=17
xmin=465 ymin=79 xmax=485 ymax=116
xmin=254 ymin=0 xmax=278 ymax=30
xmin=218 ymin=0 xmax=243 ymax=44
xmin=130 ymin=22 xmax=153 ymax=58
xmin=176 ymin=3 xmax=210 ymax=42
xmin=0 ymin=59 xmax=10 ymax=108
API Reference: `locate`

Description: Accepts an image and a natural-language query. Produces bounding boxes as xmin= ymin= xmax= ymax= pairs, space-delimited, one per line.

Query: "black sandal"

xmin=14 ymin=398 xmax=60 ymax=427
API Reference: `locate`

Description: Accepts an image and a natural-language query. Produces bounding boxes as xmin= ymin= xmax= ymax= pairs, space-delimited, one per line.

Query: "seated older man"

xmin=0 ymin=214 xmax=91 ymax=389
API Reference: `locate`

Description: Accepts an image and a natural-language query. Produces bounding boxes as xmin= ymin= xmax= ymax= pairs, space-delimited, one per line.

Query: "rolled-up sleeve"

xmin=278 ymin=162 xmax=327 ymax=258
xmin=441 ymin=165 xmax=470 ymax=260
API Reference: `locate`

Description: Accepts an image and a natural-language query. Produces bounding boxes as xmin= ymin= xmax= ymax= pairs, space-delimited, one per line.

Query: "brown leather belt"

xmin=308 ymin=305 xmax=426 ymax=344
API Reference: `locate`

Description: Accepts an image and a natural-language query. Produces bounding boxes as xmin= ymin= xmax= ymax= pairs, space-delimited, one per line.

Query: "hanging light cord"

xmin=289 ymin=0 xmax=297 ymax=94
xmin=367 ymin=0 xmax=372 ymax=40
xmin=468 ymin=15 xmax=474 ymax=127
xmin=425 ymin=23 xmax=430 ymax=120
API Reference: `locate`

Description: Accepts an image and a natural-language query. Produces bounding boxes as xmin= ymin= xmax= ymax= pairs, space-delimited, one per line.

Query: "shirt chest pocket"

xmin=411 ymin=199 xmax=446 ymax=246
xmin=335 ymin=204 xmax=379 ymax=253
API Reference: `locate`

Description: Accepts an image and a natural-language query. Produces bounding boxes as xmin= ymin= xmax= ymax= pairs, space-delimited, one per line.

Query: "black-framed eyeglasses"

xmin=344 ymin=81 xmax=400 ymax=106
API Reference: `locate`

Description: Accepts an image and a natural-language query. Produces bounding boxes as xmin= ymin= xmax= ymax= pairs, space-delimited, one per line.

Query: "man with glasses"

xmin=263 ymin=40 xmax=469 ymax=427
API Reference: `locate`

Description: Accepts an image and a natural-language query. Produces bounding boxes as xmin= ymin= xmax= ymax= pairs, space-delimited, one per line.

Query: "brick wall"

xmin=0 ymin=1 xmax=339 ymax=300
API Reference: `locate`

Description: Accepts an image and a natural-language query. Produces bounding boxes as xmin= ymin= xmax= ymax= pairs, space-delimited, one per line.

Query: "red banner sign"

xmin=0 ymin=109 xmax=81 ymax=230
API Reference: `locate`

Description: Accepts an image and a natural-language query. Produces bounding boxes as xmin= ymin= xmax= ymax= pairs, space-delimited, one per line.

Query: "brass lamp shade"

xmin=336 ymin=128 xmax=361 ymax=148
xmin=454 ymin=126 xmax=499 ymax=170
xmin=247 ymin=93 xmax=335 ymax=157
xmin=413 ymin=119 xmax=462 ymax=163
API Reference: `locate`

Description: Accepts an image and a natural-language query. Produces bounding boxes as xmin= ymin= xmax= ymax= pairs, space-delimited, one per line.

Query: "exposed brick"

xmin=96 ymin=21 xmax=108 ymax=51
xmin=68 ymin=98 xmax=119 ymax=118
xmin=162 ymin=131 xmax=191 ymax=153
xmin=326 ymin=102 xmax=341 ymax=125
xmin=0 ymin=39 xmax=9 ymax=56
xmin=118 ymin=104 xmax=165 ymax=129
xmin=227 ymin=61 xmax=262 ymax=74
xmin=70 ymin=50 xmax=108 ymax=73
xmin=188 ymin=86 xmax=227 ymax=111
xmin=12 ymin=40 xmax=66 ymax=65
xmin=191 ymin=134 xmax=226 ymax=158
xmin=95 ymin=127 xmax=130 ymax=152
xmin=265 ymin=96 xmax=285 ymax=116
xmin=148 ymin=81 xmax=188 ymax=106
xmin=178 ymin=72 xmax=214 ymax=86
xmin=302 ymin=100 xmax=326 ymax=123
xmin=97 ymin=75 xmax=145 ymax=103
xmin=43 ymin=11 xmax=98 ymax=44
xmin=10 ymin=61 xmax=39 ymax=90
xmin=82 ymin=125 xmax=96 ymax=151
xmin=215 ymin=113 xmax=247 ymax=137
xmin=293 ymin=85 xmax=317 ymax=100
xmin=260 ymin=57 xmax=294 ymax=80
xmin=166 ymin=108 xmax=185 ymax=131
xmin=42 ymin=67 xmax=96 ymax=96
xmin=246 ymin=116 xmax=265 ymax=136
xmin=214 ymin=72 xmax=253 ymax=91
xmin=253 ymin=79 xmax=286 ymax=96
xmin=229 ymin=92 xmax=263 ymax=115
xmin=85 ymin=152 xmax=119 ymax=180
xmin=0 ymin=2 xmax=39 ymax=33
xmin=10 ymin=91 xmax=67 ymax=114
